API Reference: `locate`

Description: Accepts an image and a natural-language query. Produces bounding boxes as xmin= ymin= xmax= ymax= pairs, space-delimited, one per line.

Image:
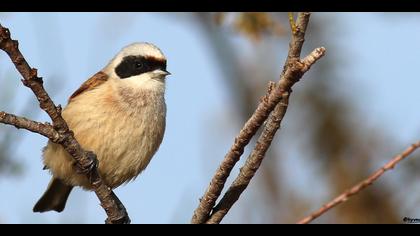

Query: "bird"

xmin=33 ymin=42 xmax=170 ymax=213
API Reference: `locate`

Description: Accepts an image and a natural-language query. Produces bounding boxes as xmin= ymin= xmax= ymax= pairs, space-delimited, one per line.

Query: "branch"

xmin=205 ymin=90 xmax=289 ymax=224
xmin=191 ymin=12 xmax=326 ymax=224
xmin=206 ymin=47 xmax=325 ymax=224
xmin=297 ymin=141 xmax=420 ymax=224
xmin=0 ymin=24 xmax=130 ymax=224
xmin=0 ymin=111 xmax=60 ymax=142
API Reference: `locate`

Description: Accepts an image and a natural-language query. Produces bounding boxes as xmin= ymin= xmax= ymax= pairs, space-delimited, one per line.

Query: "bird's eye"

xmin=135 ymin=62 xmax=143 ymax=68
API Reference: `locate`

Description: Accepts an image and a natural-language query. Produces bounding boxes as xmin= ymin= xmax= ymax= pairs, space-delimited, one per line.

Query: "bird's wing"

xmin=68 ymin=71 xmax=109 ymax=103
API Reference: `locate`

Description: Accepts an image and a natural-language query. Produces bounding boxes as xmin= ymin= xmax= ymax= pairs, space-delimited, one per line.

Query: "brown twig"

xmin=297 ymin=141 xmax=420 ymax=224
xmin=0 ymin=24 xmax=130 ymax=224
xmin=191 ymin=12 xmax=326 ymax=224
xmin=0 ymin=111 xmax=60 ymax=142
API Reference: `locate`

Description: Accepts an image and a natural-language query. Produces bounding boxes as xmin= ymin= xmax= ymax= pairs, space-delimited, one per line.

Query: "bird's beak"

xmin=153 ymin=69 xmax=171 ymax=77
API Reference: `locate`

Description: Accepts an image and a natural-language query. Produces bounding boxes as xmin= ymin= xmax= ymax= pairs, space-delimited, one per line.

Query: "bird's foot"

xmin=74 ymin=151 xmax=99 ymax=175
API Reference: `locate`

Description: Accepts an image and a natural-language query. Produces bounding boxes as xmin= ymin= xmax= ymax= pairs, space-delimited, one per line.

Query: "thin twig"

xmin=297 ymin=141 xmax=420 ymax=224
xmin=0 ymin=111 xmax=60 ymax=142
xmin=191 ymin=12 xmax=325 ymax=224
xmin=0 ymin=24 xmax=130 ymax=224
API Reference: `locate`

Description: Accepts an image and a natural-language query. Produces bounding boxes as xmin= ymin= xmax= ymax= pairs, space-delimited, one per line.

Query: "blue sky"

xmin=0 ymin=13 xmax=419 ymax=223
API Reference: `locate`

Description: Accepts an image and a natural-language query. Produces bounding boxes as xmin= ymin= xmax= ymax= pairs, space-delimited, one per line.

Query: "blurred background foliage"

xmin=0 ymin=12 xmax=419 ymax=223
xmin=194 ymin=12 xmax=405 ymax=223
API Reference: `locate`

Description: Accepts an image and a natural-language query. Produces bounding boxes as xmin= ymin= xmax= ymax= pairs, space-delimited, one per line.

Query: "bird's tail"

xmin=33 ymin=177 xmax=73 ymax=213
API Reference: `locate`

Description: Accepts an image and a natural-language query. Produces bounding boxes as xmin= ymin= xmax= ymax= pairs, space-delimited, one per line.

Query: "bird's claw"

xmin=74 ymin=151 xmax=98 ymax=174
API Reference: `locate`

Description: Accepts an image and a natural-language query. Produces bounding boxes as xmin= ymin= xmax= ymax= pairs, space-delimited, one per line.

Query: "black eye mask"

xmin=115 ymin=55 xmax=167 ymax=79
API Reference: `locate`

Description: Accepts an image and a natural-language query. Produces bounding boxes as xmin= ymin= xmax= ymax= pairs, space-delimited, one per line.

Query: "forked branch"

xmin=192 ymin=12 xmax=326 ymax=224
xmin=0 ymin=24 xmax=129 ymax=224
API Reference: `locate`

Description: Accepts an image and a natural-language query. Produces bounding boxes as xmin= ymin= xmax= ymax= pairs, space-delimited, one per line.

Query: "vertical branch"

xmin=0 ymin=24 xmax=130 ymax=224
xmin=206 ymin=92 xmax=290 ymax=224
xmin=192 ymin=12 xmax=326 ymax=224
xmin=206 ymin=47 xmax=326 ymax=224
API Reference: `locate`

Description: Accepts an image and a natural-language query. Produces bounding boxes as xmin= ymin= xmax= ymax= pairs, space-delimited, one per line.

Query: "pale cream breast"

xmin=43 ymin=79 xmax=166 ymax=189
